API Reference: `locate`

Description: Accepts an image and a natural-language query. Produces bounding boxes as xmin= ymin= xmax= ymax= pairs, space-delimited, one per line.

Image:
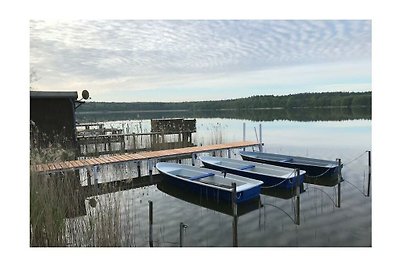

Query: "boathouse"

xmin=30 ymin=91 xmax=79 ymax=151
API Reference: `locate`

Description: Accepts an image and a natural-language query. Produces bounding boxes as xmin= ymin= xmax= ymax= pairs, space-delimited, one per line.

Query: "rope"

xmin=305 ymin=167 xmax=333 ymax=179
xmin=343 ymin=151 xmax=367 ymax=166
xmin=262 ymin=202 xmax=296 ymax=224
xmin=260 ymin=169 xmax=297 ymax=189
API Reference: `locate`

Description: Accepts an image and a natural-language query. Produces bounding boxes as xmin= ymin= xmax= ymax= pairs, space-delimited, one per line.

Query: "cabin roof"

xmin=30 ymin=91 xmax=78 ymax=99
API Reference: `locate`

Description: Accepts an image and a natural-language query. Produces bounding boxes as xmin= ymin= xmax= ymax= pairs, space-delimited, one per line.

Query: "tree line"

xmin=77 ymin=91 xmax=372 ymax=113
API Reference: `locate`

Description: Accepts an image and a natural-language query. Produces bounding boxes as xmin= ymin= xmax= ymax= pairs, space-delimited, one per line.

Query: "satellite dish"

xmin=82 ymin=90 xmax=90 ymax=100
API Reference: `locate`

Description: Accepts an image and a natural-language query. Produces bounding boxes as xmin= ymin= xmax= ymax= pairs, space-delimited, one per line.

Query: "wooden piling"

xmin=337 ymin=158 xmax=341 ymax=208
xmin=149 ymin=200 xmax=153 ymax=247
xmin=231 ymin=183 xmax=237 ymax=217
xmin=148 ymin=159 xmax=153 ymax=181
xmin=295 ymin=169 xmax=300 ymax=225
xmin=228 ymin=149 xmax=231 ymax=158
xmin=191 ymin=153 xmax=195 ymax=166
xmin=242 ymin=123 xmax=246 ymax=151
xmin=367 ymin=150 xmax=371 ymax=197
xmin=232 ymin=182 xmax=238 ymax=247
xmin=259 ymin=123 xmax=263 ymax=152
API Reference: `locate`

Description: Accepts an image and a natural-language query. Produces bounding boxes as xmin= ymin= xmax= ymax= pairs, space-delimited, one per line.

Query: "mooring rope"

xmin=263 ymin=202 xmax=296 ymax=224
xmin=305 ymin=167 xmax=333 ymax=179
xmin=260 ymin=169 xmax=297 ymax=189
xmin=342 ymin=151 xmax=367 ymax=166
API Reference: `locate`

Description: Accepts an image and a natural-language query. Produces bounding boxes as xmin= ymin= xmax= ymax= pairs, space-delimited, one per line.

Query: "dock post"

xmin=149 ymin=200 xmax=153 ymax=247
xmin=367 ymin=150 xmax=371 ymax=197
xmin=231 ymin=183 xmax=237 ymax=217
xmin=179 ymin=222 xmax=188 ymax=247
xmin=259 ymin=123 xmax=263 ymax=152
xmin=231 ymin=182 xmax=238 ymax=247
xmin=137 ymin=161 xmax=141 ymax=178
xmin=337 ymin=158 xmax=341 ymax=208
xmin=228 ymin=149 xmax=231 ymax=158
xmin=243 ymin=122 xmax=246 ymax=151
xmin=191 ymin=153 xmax=195 ymax=166
xmin=295 ymin=169 xmax=300 ymax=225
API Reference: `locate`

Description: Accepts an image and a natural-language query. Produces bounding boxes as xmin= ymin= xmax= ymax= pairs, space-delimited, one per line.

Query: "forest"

xmin=77 ymin=91 xmax=372 ymax=113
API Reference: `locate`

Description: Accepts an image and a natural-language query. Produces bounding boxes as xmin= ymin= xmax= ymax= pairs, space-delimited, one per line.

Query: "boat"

xmin=156 ymin=162 xmax=263 ymax=203
xmin=157 ymin=180 xmax=261 ymax=216
xmin=240 ymin=151 xmax=342 ymax=177
xmin=199 ymin=156 xmax=305 ymax=189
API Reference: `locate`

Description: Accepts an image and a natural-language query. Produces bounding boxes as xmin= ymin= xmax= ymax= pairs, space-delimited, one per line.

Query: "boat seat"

xmin=189 ymin=172 xmax=215 ymax=180
xmin=239 ymin=164 xmax=255 ymax=170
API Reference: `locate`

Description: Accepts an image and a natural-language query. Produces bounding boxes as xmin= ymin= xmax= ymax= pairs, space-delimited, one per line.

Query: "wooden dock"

xmin=33 ymin=141 xmax=261 ymax=173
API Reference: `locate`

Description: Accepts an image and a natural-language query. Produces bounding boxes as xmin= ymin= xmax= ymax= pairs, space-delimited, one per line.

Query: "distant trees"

xmin=77 ymin=91 xmax=372 ymax=113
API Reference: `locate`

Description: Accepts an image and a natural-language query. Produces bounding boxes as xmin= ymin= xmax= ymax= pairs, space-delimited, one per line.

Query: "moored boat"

xmin=199 ymin=156 xmax=305 ymax=189
xmin=156 ymin=162 xmax=263 ymax=203
xmin=240 ymin=151 xmax=342 ymax=177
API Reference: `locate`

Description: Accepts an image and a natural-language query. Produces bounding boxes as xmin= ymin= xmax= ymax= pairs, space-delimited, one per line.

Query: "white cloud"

xmin=30 ymin=20 xmax=371 ymax=100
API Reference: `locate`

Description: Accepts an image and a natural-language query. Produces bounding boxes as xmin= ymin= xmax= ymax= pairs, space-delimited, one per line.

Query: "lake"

xmin=71 ymin=108 xmax=371 ymax=246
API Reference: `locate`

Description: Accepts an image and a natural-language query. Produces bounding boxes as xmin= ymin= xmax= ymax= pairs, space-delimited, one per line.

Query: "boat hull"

xmin=202 ymin=161 xmax=304 ymax=189
xmin=240 ymin=154 xmax=341 ymax=177
xmin=160 ymin=173 xmax=260 ymax=203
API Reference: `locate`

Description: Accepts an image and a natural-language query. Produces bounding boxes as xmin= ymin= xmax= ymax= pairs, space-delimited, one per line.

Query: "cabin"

xmin=30 ymin=91 xmax=80 ymax=152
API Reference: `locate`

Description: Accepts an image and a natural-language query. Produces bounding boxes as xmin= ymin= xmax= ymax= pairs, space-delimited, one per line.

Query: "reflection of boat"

xmin=260 ymin=184 xmax=305 ymax=199
xmin=157 ymin=180 xmax=261 ymax=216
xmin=305 ymin=175 xmax=344 ymax=187
xmin=240 ymin=151 xmax=342 ymax=177
xmin=199 ymin=156 xmax=305 ymax=189
xmin=156 ymin=162 xmax=263 ymax=203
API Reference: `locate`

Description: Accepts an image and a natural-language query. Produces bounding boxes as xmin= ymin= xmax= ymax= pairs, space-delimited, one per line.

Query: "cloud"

xmin=30 ymin=20 xmax=371 ymax=101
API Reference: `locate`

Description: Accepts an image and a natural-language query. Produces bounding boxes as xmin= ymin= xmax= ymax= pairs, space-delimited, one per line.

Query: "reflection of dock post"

xmin=148 ymin=159 xmax=153 ymax=181
xmin=231 ymin=182 xmax=238 ymax=247
xmin=137 ymin=161 xmax=141 ymax=178
xmin=367 ymin=150 xmax=371 ymax=197
xmin=93 ymin=165 xmax=99 ymax=193
xmin=295 ymin=169 xmax=300 ymax=225
xmin=149 ymin=200 xmax=153 ymax=247
xmin=337 ymin=158 xmax=341 ymax=208
xmin=179 ymin=222 xmax=188 ymax=247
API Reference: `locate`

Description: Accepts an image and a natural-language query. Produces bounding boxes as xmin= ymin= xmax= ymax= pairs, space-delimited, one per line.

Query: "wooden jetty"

xmin=33 ymin=141 xmax=261 ymax=173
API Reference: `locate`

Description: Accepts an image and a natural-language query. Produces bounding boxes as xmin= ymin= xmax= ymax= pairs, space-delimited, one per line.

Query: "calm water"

xmin=72 ymin=109 xmax=371 ymax=246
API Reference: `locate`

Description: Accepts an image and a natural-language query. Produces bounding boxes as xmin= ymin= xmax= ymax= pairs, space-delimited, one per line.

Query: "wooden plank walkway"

xmin=33 ymin=141 xmax=260 ymax=173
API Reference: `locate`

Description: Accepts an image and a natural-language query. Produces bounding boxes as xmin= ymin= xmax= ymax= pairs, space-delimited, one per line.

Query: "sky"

xmin=30 ymin=20 xmax=371 ymax=102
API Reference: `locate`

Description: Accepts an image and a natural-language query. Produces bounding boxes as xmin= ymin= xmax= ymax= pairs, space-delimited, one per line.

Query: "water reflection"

xmin=76 ymin=107 xmax=371 ymax=123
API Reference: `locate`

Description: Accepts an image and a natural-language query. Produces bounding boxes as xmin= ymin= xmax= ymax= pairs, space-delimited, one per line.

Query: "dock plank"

xmin=32 ymin=141 xmax=259 ymax=173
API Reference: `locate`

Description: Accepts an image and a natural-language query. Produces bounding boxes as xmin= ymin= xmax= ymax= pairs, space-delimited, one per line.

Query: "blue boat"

xmin=199 ymin=156 xmax=305 ymax=189
xmin=156 ymin=162 xmax=263 ymax=203
xmin=240 ymin=151 xmax=342 ymax=177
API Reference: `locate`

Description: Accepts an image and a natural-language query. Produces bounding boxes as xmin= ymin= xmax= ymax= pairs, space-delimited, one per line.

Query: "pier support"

xmin=242 ymin=123 xmax=246 ymax=151
xmin=148 ymin=159 xmax=153 ymax=181
xmin=259 ymin=123 xmax=263 ymax=152
xmin=228 ymin=149 xmax=231 ymax=158
xmin=191 ymin=153 xmax=196 ymax=166
xmin=231 ymin=182 xmax=238 ymax=247
xmin=336 ymin=158 xmax=342 ymax=208
xmin=149 ymin=200 xmax=153 ymax=247
xmin=295 ymin=169 xmax=300 ymax=225
xmin=367 ymin=150 xmax=371 ymax=197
